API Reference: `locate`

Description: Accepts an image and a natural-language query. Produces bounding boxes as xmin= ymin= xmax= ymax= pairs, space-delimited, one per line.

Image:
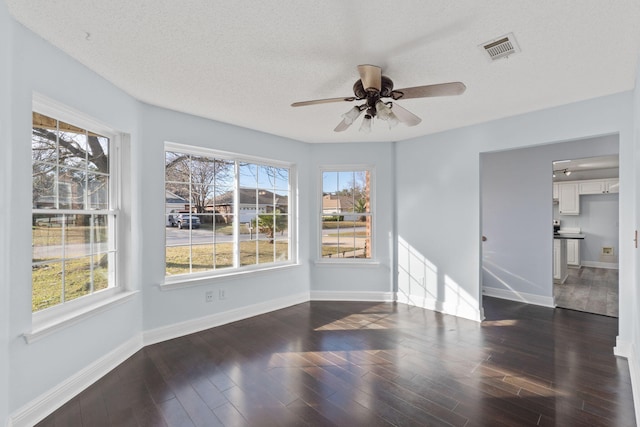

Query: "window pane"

xmin=257 ymin=240 xmax=275 ymax=264
xmin=275 ymin=241 xmax=289 ymax=262
xmin=87 ymin=134 xmax=109 ymax=173
xmin=165 ymin=151 xmax=190 ymax=183
xmin=58 ymin=167 xmax=85 ymax=209
xmin=214 ymin=242 xmax=234 ymax=269
xmin=191 ymin=156 xmax=218 ymax=186
xmin=165 ymin=183 xmax=191 ymax=212
xmin=274 ymin=167 xmax=289 ymax=191
xmin=32 ymin=260 xmax=63 ymax=312
xmin=87 ymin=173 xmax=108 ymax=210
xmin=93 ymin=215 xmax=110 ymax=253
xmin=65 ymin=215 xmax=92 ymax=257
xmin=32 ymin=162 xmax=56 ymax=209
xmin=239 ymin=240 xmax=258 ymax=266
xmin=214 ymin=216 xmax=233 ymax=238
xmin=32 ymin=112 xmax=58 ymax=164
xmin=93 ymin=254 xmax=110 ymax=292
xmin=64 ymin=256 xmax=92 ymax=302
xmin=191 ymin=244 xmax=214 ymax=273
xmin=239 ymin=162 xmax=257 ymax=188
xmin=32 ymin=214 xmax=64 ymax=262
xmin=166 ymin=245 xmax=192 ymax=276
xmin=322 ymin=171 xmax=338 ymax=194
xmin=57 ymin=121 xmax=88 ymax=170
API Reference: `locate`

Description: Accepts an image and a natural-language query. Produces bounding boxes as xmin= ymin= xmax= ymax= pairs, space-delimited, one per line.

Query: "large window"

xmin=31 ymin=111 xmax=117 ymax=312
xmin=165 ymin=144 xmax=294 ymax=279
xmin=320 ymin=169 xmax=373 ymax=260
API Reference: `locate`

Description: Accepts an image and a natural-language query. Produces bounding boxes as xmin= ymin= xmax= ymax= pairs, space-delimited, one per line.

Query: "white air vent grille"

xmin=480 ymin=33 xmax=520 ymax=61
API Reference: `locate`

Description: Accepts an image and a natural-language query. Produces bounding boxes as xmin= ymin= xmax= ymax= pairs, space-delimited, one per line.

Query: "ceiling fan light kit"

xmin=292 ymin=64 xmax=466 ymax=133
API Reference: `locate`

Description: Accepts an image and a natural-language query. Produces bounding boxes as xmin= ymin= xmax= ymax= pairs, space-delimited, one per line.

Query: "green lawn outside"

xmin=32 ymin=257 xmax=109 ymax=312
xmin=166 ymin=240 xmax=289 ymax=275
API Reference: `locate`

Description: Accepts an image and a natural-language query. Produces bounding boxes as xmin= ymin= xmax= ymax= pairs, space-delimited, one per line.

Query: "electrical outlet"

xmin=205 ymin=291 xmax=214 ymax=303
xmin=219 ymin=288 xmax=226 ymax=300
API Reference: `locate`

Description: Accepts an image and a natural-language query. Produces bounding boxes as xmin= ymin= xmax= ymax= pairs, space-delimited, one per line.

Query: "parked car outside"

xmin=172 ymin=214 xmax=201 ymax=229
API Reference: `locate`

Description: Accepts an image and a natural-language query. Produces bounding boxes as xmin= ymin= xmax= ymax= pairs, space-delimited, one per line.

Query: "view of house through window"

xmin=31 ymin=112 xmax=116 ymax=312
xmin=321 ymin=170 xmax=372 ymax=259
xmin=165 ymin=147 xmax=292 ymax=277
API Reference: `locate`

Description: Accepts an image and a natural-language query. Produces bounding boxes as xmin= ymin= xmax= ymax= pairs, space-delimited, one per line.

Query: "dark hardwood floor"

xmin=36 ymin=297 xmax=635 ymax=426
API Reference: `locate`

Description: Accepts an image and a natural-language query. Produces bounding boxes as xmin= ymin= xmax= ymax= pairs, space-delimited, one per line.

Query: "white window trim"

xmin=30 ymin=94 xmax=129 ymax=336
xmin=163 ymin=142 xmax=298 ymax=287
xmin=318 ymin=165 xmax=376 ymax=263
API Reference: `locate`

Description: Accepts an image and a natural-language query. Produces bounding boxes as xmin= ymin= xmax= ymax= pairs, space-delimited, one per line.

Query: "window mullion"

xmin=233 ymin=160 xmax=240 ymax=268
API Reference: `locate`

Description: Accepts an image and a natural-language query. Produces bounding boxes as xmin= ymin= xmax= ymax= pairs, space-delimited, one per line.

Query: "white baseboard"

xmin=143 ymin=291 xmax=310 ymax=346
xmin=9 ymin=335 xmax=143 ymax=427
xmin=395 ymin=292 xmax=483 ymax=322
xmin=581 ymin=261 xmax=619 ymax=269
xmin=482 ymin=286 xmax=555 ymax=308
xmin=310 ymin=290 xmax=394 ymax=302
xmin=622 ymin=343 xmax=640 ymax=427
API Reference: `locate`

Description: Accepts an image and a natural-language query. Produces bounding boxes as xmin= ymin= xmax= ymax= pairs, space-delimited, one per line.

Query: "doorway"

xmin=480 ymin=134 xmax=619 ymax=316
xmin=552 ymin=155 xmax=619 ymax=317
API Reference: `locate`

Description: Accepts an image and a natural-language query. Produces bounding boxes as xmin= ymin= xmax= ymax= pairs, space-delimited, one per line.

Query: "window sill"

xmin=314 ymin=260 xmax=381 ymax=268
xmin=24 ymin=290 xmax=139 ymax=344
xmin=161 ymin=262 xmax=300 ymax=290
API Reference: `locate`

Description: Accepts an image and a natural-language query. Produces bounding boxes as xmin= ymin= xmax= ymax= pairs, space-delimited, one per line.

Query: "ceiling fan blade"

xmin=390 ymin=103 xmax=422 ymax=127
xmin=391 ymin=82 xmax=466 ymax=100
xmin=357 ymin=64 xmax=382 ymax=91
xmin=291 ymin=96 xmax=355 ymax=107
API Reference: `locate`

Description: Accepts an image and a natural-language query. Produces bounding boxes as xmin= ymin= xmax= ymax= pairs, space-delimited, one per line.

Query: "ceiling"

xmin=552 ymin=155 xmax=619 ymax=182
xmin=6 ymin=1 xmax=640 ymax=143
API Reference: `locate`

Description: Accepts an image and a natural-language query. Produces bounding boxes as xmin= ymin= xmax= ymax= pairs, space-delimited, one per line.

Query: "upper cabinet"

xmin=578 ymin=178 xmax=619 ymax=194
xmin=556 ymin=178 xmax=618 ymax=216
xmin=604 ymin=178 xmax=619 ymax=193
xmin=578 ymin=180 xmax=604 ymax=194
xmin=558 ymin=182 xmax=580 ymax=215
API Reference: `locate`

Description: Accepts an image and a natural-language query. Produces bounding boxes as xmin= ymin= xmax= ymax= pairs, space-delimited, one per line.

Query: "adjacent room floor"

xmin=554 ymin=266 xmax=618 ymax=317
xmin=36 ymin=297 xmax=633 ymax=426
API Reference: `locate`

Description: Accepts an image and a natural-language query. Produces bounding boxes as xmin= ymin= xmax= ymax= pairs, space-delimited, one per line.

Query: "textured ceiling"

xmin=6 ymin=1 xmax=640 ymax=143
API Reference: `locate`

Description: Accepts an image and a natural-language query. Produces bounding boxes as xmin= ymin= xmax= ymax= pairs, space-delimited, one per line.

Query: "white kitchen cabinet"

xmin=553 ymin=183 xmax=559 ymax=200
xmin=604 ymin=178 xmax=619 ymax=193
xmin=566 ymin=239 xmax=580 ymax=266
xmin=558 ymin=183 xmax=579 ymax=215
xmin=579 ymin=180 xmax=604 ymax=195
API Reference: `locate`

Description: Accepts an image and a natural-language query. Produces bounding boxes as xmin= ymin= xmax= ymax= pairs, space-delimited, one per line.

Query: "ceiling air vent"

xmin=480 ymin=32 xmax=520 ymax=61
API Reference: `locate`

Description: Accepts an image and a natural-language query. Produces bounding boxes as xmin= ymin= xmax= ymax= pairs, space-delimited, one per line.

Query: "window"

xmin=320 ymin=169 xmax=373 ymax=260
xmin=165 ymin=144 xmax=294 ymax=279
xmin=31 ymin=111 xmax=117 ymax=312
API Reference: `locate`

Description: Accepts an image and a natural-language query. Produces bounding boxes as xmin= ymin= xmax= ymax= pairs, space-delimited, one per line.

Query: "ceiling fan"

xmin=291 ymin=64 xmax=466 ymax=133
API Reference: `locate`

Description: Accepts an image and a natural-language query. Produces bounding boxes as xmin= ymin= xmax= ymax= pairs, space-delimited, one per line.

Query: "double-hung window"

xmin=320 ymin=168 xmax=373 ymax=260
xmin=164 ymin=143 xmax=295 ymax=280
xmin=31 ymin=109 xmax=118 ymax=313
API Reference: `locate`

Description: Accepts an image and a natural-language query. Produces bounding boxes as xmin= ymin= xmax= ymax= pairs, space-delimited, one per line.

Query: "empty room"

xmin=2 ymin=1 xmax=640 ymax=426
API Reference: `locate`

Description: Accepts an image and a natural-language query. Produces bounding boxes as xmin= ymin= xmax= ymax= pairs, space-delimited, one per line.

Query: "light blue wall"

xmin=395 ymin=92 xmax=634 ymax=325
xmin=482 ymin=136 xmax=618 ymax=301
xmin=4 ymin=14 xmax=144 ymax=416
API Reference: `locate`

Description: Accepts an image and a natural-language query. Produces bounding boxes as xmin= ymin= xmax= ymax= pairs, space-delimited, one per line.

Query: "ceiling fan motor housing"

xmin=353 ymin=76 xmax=395 ymax=117
xmin=353 ymin=76 xmax=394 ymax=98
